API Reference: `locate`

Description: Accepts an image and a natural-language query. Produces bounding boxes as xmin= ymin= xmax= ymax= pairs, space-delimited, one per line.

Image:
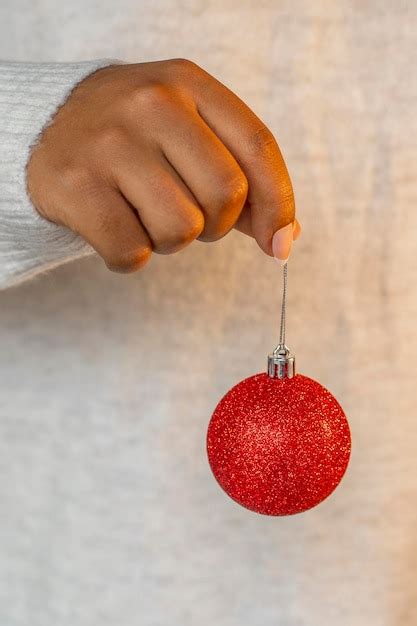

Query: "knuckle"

xmin=213 ymin=174 xmax=249 ymax=212
xmin=126 ymin=82 xmax=173 ymax=114
xmin=225 ymin=175 xmax=249 ymax=208
xmin=167 ymin=57 xmax=201 ymax=75
xmin=57 ymin=164 xmax=96 ymax=194
xmin=199 ymin=174 xmax=248 ymax=242
xmin=156 ymin=214 xmax=204 ymax=254
xmin=186 ymin=214 xmax=206 ymax=241
xmin=93 ymin=125 xmax=128 ymax=155
xmin=106 ymin=246 xmax=152 ymax=274
xmin=247 ymin=125 xmax=278 ymax=157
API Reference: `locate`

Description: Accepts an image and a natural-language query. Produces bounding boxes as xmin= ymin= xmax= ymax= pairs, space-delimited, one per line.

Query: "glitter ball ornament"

xmin=207 ymin=372 xmax=351 ymax=515
xmin=207 ymin=264 xmax=351 ymax=516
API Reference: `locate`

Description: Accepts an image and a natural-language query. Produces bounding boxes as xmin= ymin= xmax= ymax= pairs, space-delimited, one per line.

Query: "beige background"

xmin=0 ymin=1 xmax=416 ymax=625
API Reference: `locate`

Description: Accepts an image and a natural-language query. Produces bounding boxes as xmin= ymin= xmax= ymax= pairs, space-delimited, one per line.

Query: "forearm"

xmin=0 ymin=58 xmax=121 ymax=289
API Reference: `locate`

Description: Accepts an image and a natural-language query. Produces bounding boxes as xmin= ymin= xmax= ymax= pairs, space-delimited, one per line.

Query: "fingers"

xmin=182 ymin=63 xmax=296 ymax=256
xmin=109 ymin=145 xmax=206 ymax=254
xmin=51 ymin=168 xmax=152 ymax=272
xmin=155 ymin=99 xmax=248 ymax=242
xmin=125 ymin=89 xmax=248 ymax=243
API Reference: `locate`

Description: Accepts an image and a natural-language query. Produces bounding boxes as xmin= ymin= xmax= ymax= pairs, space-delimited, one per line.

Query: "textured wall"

xmin=0 ymin=2 xmax=416 ymax=625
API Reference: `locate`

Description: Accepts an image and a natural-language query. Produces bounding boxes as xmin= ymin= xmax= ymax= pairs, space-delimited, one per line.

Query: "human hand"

xmin=26 ymin=58 xmax=301 ymax=273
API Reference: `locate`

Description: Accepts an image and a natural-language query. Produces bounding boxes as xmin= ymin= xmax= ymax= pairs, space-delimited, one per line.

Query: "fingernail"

xmin=272 ymin=223 xmax=293 ymax=265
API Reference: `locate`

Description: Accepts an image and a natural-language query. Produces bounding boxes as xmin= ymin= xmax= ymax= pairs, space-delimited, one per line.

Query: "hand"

xmin=26 ymin=58 xmax=301 ymax=273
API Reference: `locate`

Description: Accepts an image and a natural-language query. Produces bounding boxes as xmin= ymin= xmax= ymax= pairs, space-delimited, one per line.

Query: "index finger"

xmin=187 ymin=63 xmax=295 ymax=256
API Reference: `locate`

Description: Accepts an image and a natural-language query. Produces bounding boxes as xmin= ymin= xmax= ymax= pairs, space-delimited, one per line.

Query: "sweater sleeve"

xmin=0 ymin=58 xmax=125 ymax=289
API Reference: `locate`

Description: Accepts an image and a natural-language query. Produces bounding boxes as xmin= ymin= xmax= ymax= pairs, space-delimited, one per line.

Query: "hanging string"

xmin=275 ymin=262 xmax=288 ymax=355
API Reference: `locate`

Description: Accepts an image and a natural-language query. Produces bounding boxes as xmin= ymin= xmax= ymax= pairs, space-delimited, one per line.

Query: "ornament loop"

xmin=274 ymin=343 xmax=290 ymax=358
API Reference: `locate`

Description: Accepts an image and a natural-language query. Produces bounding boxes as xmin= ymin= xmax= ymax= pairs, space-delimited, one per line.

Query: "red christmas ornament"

xmin=207 ymin=372 xmax=351 ymax=515
xmin=207 ymin=265 xmax=351 ymax=516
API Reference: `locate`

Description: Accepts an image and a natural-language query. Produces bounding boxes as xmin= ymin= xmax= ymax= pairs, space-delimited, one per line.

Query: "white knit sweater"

xmin=0 ymin=59 xmax=118 ymax=288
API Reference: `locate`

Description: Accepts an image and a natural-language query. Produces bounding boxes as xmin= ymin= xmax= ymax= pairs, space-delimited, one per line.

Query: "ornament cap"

xmin=268 ymin=345 xmax=296 ymax=379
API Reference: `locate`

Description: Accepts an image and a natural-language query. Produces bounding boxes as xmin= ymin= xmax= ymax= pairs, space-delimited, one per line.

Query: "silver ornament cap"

xmin=267 ymin=344 xmax=296 ymax=379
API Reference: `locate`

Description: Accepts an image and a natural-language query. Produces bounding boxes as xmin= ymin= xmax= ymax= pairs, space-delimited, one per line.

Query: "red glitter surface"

xmin=207 ymin=373 xmax=351 ymax=516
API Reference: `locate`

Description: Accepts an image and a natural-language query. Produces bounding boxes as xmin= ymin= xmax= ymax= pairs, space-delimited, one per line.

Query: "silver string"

xmin=279 ymin=262 xmax=287 ymax=346
xmin=273 ymin=261 xmax=288 ymax=355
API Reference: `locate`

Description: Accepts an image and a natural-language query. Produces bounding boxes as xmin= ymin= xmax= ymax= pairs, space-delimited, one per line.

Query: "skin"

xmin=26 ymin=58 xmax=301 ymax=273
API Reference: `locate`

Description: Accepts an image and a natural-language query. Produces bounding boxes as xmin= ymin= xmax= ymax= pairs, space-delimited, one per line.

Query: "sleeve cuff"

xmin=0 ymin=58 xmax=126 ymax=287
